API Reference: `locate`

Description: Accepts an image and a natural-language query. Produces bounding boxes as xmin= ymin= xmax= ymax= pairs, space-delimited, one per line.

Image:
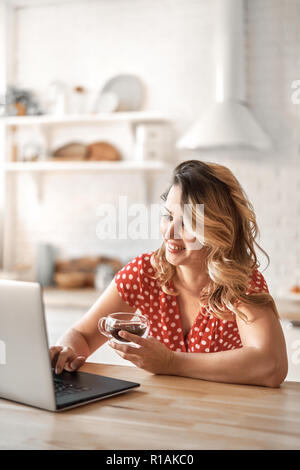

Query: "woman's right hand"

xmin=50 ymin=345 xmax=86 ymax=374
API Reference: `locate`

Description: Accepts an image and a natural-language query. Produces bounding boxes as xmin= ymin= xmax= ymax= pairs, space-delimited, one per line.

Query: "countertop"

xmin=0 ymin=363 xmax=300 ymax=450
xmin=43 ymin=287 xmax=300 ymax=322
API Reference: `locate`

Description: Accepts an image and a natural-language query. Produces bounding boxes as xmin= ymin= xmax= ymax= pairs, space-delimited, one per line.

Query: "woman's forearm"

xmin=171 ymin=346 xmax=282 ymax=387
xmin=56 ymin=327 xmax=91 ymax=358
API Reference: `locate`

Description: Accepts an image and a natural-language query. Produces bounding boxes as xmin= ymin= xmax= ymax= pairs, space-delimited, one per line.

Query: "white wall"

xmin=2 ymin=0 xmax=300 ymax=296
xmin=15 ymin=0 xmax=215 ymax=123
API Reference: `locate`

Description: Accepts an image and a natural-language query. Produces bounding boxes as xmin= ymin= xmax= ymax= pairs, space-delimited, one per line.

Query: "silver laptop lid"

xmin=0 ymin=280 xmax=56 ymax=411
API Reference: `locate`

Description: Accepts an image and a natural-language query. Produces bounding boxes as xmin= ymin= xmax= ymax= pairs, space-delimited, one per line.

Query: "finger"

xmin=69 ymin=356 xmax=86 ymax=371
xmin=63 ymin=356 xmax=86 ymax=372
xmin=50 ymin=345 xmax=62 ymax=362
xmin=118 ymin=330 xmax=146 ymax=346
xmin=55 ymin=348 xmax=76 ymax=374
xmin=113 ymin=349 xmax=140 ymax=364
xmin=50 ymin=346 xmax=63 ymax=367
xmin=109 ymin=341 xmax=142 ymax=355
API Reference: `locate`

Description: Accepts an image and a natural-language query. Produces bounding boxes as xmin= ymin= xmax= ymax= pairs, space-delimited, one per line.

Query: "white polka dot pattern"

xmin=245 ymin=269 xmax=269 ymax=296
xmin=114 ymin=252 xmax=270 ymax=354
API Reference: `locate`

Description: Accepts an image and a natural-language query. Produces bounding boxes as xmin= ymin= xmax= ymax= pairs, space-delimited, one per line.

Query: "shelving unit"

xmin=0 ymin=0 xmax=175 ymax=272
xmin=1 ymin=111 xmax=173 ymax=171
xmin=1 ymin=159 xmax=170 ymax=173
xmin=1 ymin=111 xmax=169 ymax=126
xmin=0 ymin=111 xmax=174 ymax=271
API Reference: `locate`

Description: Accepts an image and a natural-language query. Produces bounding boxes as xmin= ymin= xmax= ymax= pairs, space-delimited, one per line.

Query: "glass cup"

xmin=98 ymin=312 xmax=150 ymax=348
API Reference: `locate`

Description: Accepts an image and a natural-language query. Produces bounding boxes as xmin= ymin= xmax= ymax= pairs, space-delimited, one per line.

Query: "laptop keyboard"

xmin=54 ymin=377 xmax=91 ymax=397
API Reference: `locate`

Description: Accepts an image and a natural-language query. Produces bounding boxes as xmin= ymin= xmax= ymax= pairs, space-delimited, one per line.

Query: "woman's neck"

xmin=174 ymin=257 xmax=210 ymax=295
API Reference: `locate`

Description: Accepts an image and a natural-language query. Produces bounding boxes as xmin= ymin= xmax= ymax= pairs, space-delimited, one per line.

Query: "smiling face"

xmin=160 ymin=184 xmax=206 ymax=267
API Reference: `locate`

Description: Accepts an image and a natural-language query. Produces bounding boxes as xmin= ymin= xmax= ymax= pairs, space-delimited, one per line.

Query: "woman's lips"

xmin=166 ymin=241 xmax=186 ymax=253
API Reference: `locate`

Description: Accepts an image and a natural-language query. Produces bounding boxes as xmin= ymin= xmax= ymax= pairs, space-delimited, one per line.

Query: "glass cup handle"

xmin=98 ymin=317 xmax=111 ymax=339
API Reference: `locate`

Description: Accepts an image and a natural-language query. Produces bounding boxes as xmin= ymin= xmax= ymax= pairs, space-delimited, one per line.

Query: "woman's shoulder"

xmin=114 ymin=250 xmax=159 ymax=309
xmin=121 ymin=251 xmax=156 ymax=274
xmin=245 ymin=266 xmax=269 ymax=295
xmin=114 ymin=250 xmax=157 ymax=290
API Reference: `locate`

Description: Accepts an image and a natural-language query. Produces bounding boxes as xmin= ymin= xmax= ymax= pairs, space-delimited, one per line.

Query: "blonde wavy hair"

xmin=149 ymin=160 xmax=279 ymax=323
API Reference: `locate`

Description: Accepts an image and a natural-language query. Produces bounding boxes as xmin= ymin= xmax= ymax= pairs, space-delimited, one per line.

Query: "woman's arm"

xmin=110 ymin=300 xmax=288 ymax=388
xmin=172 ymin=301 xmax=288 ymax=387
xmin=51 ymin=277 xmax=135 ymax=373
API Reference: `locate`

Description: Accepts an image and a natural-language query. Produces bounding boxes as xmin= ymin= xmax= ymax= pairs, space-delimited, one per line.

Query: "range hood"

xmin=177 ymin=0 xmax=272 ymax=150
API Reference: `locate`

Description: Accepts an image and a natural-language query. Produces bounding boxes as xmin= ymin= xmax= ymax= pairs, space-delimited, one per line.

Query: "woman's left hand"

xmin=108 ymin=331 xmax=175 ymax=375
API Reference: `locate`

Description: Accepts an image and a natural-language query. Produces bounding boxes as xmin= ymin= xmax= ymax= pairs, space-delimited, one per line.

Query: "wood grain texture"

xmin=1 ymin=363 xmax=300 ymax=450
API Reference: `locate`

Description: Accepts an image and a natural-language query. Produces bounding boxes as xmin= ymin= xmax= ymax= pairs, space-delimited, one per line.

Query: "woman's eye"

xmin=160 ymin=214 xmax=185 ymax=227
xmin=161 ymin=213 xmax=172 ymax=221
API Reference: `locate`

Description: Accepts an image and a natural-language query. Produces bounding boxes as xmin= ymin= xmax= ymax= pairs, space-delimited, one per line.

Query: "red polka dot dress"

xmin=114 ymin=251 xmax=270 ymax=353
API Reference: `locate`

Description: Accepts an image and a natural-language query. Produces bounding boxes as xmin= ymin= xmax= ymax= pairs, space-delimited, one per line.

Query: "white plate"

xmin=94 ymin=91 xmax=119 ymax=113
xmin=102 ymin=74 xmax=144 ymax=111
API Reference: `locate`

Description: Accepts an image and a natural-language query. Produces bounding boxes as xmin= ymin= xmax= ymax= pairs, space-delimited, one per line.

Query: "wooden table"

xmin=1 ymin=363 xmax=300 ymax=450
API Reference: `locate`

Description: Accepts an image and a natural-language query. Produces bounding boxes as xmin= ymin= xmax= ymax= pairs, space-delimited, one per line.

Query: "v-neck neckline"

xmin=169 ymin=279 xmax=207 ymax=351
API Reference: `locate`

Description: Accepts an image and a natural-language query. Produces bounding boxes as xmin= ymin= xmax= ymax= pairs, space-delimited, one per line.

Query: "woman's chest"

xmin=176 ymin=293 xmax=203 ymax=338
xmin=172 ymin=289 xmax=236 ymax=339
xmin=149 ymin=286 xmax=240 ymax=352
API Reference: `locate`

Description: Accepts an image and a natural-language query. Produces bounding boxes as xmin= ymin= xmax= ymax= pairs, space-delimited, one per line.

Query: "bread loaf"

xmin=86 ymin=141 xmax=121 ymax=161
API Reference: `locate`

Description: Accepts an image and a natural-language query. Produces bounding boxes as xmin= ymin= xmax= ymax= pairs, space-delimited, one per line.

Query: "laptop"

xmin=0 ymin=280 xmax=140 ymax=412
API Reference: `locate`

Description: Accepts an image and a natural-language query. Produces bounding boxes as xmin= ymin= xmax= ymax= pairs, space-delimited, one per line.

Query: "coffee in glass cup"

xmin=98 ymin=312 xmax=150 ymax=347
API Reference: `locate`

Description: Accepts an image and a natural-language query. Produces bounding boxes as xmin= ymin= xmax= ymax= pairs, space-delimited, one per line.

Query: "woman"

xmin=51 ymin=160 xmax=288 ymax=387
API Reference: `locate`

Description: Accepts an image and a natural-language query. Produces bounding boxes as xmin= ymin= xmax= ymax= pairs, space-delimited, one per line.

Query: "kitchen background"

xmin=0 ymin=0 xmax=300 ymax=379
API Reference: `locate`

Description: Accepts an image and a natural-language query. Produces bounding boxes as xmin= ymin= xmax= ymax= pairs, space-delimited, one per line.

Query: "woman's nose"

xmin=165 ymin=219 xmax=183 ymax=240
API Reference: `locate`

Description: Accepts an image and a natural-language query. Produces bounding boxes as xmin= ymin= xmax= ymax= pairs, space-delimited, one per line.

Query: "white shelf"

xmin=9 ymin=0 xmax=85 ymax=8
xmin=1 ymin=160 xmax=172 ymax=173
xmin=1 ymin=112 xmax=171 ymax=127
